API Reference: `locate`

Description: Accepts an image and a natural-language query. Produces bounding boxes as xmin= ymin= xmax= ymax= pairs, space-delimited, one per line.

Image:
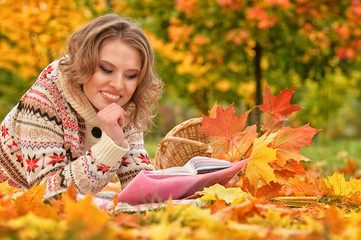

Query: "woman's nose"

xmin=109 ymin=75 xmax=124 ymax=90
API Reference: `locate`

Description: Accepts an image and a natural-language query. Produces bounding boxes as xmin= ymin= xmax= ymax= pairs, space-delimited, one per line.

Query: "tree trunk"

xmin=253 ymin=41 xmax=262 ymax=125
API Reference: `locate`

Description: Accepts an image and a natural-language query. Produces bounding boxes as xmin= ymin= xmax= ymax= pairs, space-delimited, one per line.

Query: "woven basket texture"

xmin=154 ymin=117 xmax=211 ymax=169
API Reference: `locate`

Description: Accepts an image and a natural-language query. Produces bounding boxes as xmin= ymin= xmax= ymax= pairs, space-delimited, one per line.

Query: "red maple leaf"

xmin=258 ymin=86 xmax=302 ymax=121
xmin=199 ymin=104 xmax=251 ymax=157
xmin=270 ymin=124 xmax=321 ymax=166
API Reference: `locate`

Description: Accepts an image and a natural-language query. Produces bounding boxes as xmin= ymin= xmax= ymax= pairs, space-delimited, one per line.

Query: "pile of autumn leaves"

xmin=1 ymin=86 xmax=361 ymax=239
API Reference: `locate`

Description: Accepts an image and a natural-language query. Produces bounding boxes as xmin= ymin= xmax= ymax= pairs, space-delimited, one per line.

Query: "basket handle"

xmin=159 ymin=136 xmax=210 ymax=150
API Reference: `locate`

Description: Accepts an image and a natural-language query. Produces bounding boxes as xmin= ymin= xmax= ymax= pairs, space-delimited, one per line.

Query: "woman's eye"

xmin=100 ymin=66 xmax=113 ymax=73
xmin=125 ymin=74 xmax=138 ymax=79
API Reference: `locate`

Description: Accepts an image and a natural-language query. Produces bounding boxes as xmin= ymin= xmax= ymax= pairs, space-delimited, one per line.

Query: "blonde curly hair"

xmin=59 ymin=14 xmax=163 ymax=131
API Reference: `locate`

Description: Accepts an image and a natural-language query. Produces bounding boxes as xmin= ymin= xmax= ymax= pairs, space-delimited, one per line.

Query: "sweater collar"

xmin=57 ymin=62 xmax=100 ymax=126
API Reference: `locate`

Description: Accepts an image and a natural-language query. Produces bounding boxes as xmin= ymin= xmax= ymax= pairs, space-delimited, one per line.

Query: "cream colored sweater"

xmin=0 ymin=60 xmax=154 ymax=197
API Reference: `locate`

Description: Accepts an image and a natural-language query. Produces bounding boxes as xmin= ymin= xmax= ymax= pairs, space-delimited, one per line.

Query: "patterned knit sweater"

xmin=0 ymin=60 xmax=154 ymax=198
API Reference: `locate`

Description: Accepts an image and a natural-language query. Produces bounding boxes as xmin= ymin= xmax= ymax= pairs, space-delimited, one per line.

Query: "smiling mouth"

xmin=101 ymin=91 xmax=121 ymax=100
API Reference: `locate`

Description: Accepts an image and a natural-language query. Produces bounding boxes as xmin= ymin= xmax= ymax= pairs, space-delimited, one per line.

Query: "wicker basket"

xmin=154 ymin=117 xmax=212 ymax=170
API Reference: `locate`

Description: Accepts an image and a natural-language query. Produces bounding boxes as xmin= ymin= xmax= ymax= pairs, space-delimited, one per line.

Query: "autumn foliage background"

xmin=1 ymin=0 xmax=361 ymax=239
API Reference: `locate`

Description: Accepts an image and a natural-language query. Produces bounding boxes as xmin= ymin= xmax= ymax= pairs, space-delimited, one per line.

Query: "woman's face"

xmin=83 ymin=39 xmax=141 ymax=111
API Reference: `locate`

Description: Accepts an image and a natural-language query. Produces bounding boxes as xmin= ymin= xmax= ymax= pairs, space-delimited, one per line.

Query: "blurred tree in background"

xmin=1 ymin=0 xmax=361 ymax=139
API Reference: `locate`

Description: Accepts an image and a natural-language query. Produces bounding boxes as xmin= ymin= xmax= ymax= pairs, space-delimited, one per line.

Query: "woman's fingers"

xmin=97 ymin=103 xmax=127 ymax=146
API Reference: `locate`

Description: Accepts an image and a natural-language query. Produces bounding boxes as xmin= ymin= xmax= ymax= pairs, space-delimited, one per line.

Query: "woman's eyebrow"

xmin=99 ymin=60 xmax=140 ymax=72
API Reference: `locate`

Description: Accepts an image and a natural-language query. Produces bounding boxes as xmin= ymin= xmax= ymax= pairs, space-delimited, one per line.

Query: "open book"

xmin=117 ymin=156 xmax=250 ymax=205
xmin=151 ymin=156 xmax=233 ymax=175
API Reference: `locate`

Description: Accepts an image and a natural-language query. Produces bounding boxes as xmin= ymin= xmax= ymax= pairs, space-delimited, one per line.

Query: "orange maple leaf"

xmin=270 ymin=124 xmax=321 ymax=166
xmin=338 ymin=158 xmax=357 ymax=175
xmin=214 ymin=125 xmax=259 ymax=162
xmin=280 ymin=176 xmax=328 ymax=198
xmin=65 ymin=181 xmax=78 ymax=201
xmin=258 ymin=86 xmax=302 ymax=121
xmin=241 ymin=177 xmax=282 ymax=200
xmin=199 ymin=104 xmax=251 ymax=157
xmin=64 ymin=194 xmax=110 ymax=236
xmin=271 ymin=160 xmax=307 ymax=180
xmin=324 ymin=206 xmax=350 ymax=235
xmin=15 ymin=184 xmax=59 ymax=218
xmin=262 ymin=115 xmax=284 ymax=132
xmin=113 ymin=212 xmax=141 ymax=228
xmin=208 ymin=102 xmax=218 ymax=118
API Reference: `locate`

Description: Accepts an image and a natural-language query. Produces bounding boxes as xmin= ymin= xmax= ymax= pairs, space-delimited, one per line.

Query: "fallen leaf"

xmin=101 ymin=182 xmax=122 ymax=193
xmin=113 ymin=212 xmax=140 ymax=228
xmin=15 ymin=184 xmax=58 ymax=219
xmin=280 ymin=176 xmax=328 ymax=198
xmin=338 ymin=158 xmax=357 ymax=175
xmin=214 ymin=125 xmax=259 ymax=161
xmin=324 ymin=206 xmax=349 ymax=235
xmin=272 ymin=160 xmax=307 ymax=181
xmin=262 ymin=115 xmax=284 ymax=132
xmin=64 ymin=194 xmax=110 ymax=238
xmin=198 ymin=184 xmax=248 ymax=205
xmin=65 ymin=181 xmax=78 ymax=201
xmin=199 ymin=104 xmax=251 ymax=157
xmin=213 ymin=198 xmax=262 ymax=223
xmin=241 ymin=177 xmax=282 ymax=200
xmin=271 ymin=124 xmax=321 ymax=166
xmin=209 ymin=196 xmax=229 ymax=214
xmin=257 ymin=86 xmax=302 ymax=121
xmin=325 ymin=172 xmax=361 ymax=197
xmin=245 ymin=144 xmax=278 ymax=188
xmin=208 ymin=102 xmax=218 ymax=118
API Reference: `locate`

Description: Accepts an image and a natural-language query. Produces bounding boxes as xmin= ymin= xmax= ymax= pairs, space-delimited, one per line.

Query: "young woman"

xmin=0 ymin=14 xmax=163 ymax=198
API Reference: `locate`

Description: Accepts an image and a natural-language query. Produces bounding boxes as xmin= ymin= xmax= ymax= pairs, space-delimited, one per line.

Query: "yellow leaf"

xmin=252 ymin=132 xmax=277 ymax=155
xmin=244 ymin=132 xmax=278 ymax=188
xmin=199 ymin=184 xmax=248 ymax=205
xmin=325 ymin=172 xmax=361 ymax=197
xmin=246 ymin=145 xmax=277 ymax=188
xmin=6 ymin=213 xmax=66 ymax=239
xmin=247 ymin=209 xmax=292 ymax=229
xmin=0 ymin=181 xmax=18 ymax=197
xmin=15 ymin=184 xmax=58 ymax=218
xmin=64 ymin=194 xmax=111 ymax=238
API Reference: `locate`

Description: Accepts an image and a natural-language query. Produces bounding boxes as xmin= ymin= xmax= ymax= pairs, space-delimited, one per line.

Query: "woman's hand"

xmin=97 ymin=103 xmax=127 ymax=146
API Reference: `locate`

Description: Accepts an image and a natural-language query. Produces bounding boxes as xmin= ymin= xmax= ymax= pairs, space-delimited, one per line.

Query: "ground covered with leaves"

xmin=1 ymin=86 xmax=361 ymax=239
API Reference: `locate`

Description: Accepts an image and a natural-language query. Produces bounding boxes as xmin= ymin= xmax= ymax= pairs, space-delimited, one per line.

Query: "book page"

xmin=187 ymin=156 xmax=233 ymax=173
xmin=152 ymin=156 xmax=233 ymax=175
xmin=151 ymin=166 xmax=196 ymax=175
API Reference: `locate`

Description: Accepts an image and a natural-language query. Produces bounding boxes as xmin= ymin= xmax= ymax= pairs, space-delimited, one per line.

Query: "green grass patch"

xmin=301 ymin=138 xmax=361 ymax=173
xmin=144 ymin=135 xmax=163 ymax=163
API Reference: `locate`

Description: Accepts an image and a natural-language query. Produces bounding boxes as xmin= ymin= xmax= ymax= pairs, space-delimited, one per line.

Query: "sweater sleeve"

xmin=44 ymin=132 xmax=131 ymax=198
xmin=116 ymin=122 xmax=154 ymax=188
